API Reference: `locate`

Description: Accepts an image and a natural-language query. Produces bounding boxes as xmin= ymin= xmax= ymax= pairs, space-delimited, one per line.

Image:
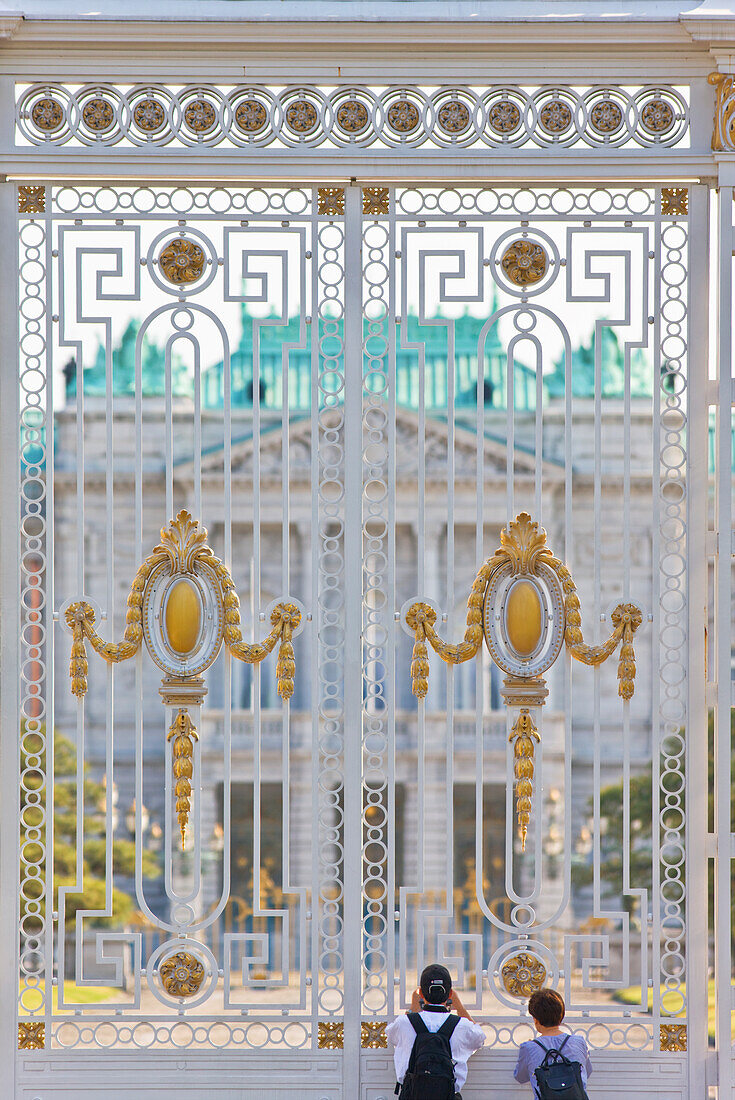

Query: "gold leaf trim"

xmin=18 ymin=1021 xmax=45 ymax=1050
xmin=361 ymin=1021 xmax=388 ymax=1048
xmin=318 ymin=187 xmax=345 ymax=215
xmin=661 ymin=187 xmax=688 ymax=216
xmin=159 ymin=950 xmax=206 ymax=997
xmin=167 ymin=709 xmax=198 ymax=849
xmin=66 ymin=511 xmax=300 ymax=703
xmin=660 ymin=1023 xmax=687 ymax=1052
xmin=709 ymin=72 xmax=735 ymax=151
xmin=501 ymin=951 xmax=547 ymax=997
xmin=509 ymin=709 xmax=540 ymax=851
xmin=318 ymin=1021 xmax=344 ymax=1049
xmin=362 ymin=187 xmax=389 ymax=215
xmin=18 ymin=185 xmax=45 ymax=214
xmin=404 ymin=512 xmax=642 ymax=703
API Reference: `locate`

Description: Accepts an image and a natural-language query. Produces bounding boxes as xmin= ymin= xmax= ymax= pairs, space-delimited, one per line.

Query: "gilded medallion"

xmin=133 ymin=97 xmax=166 ymax=134
xmin=640 ymin=97 xmax=674 ymax=134
xmin=489 ymin=99 xmax=521 ymax=135
xmin=285 ymin=99 xmax=318 ymax=134
xmin=31 ymin=96 xmax=64 ymax=133
xmin=235 ymin=98 xmax=268 ymax=134
xmin=82 ymin=97 xmax=115 ymax=133
xmin=184 ymin=99 xmax=217 ymax=134
xmin=501 ymin=239 xmax=548 ymax=286
xmin=501 ymin=952 xmax=547 ymax=997
xmin=159 ymin=950 xmax=206 ymax=997
xmin=538 ymin=99 xmax=572 ymax=134
xmin=437 ymin=99 xmax=470 ymax=134
xmin=589 ymin=99 xmax=623 ymax=134
xmin=158 ymin=237 xmax=206 ymax=285
xmin=386 ymin=98 xmax=420 ymax=134
xmin=336 ymin=98 xmax=370 ymax=134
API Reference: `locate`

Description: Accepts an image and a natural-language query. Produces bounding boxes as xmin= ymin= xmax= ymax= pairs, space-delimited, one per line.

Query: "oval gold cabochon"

xmin=505 ymin=579 xmax=543 ymax=657
xmin=165 ymin=578 xmax=201 ymax=656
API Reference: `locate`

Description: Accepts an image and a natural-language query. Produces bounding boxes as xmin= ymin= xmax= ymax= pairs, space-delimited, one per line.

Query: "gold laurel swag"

xmin=65 ymin=511 xmax=301 ymax=703
xmin=65 ymin=554 xmax=162 ymax=696
xmin=167 ymin=709 xmax=198 ymax=849
xmin=550 ymin=558 xmax=642 ymax=699
xmin=509 ymin=709 xmax=540 ymax=852
xmin=404 ymin=513 xmax=642 ymax=701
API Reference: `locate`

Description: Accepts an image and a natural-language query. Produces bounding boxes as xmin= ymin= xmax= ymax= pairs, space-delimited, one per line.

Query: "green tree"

xmin=22 ymin=726 xmax=158 ymax=928
xmin=573 ymin=711 xmax=735 ymax=934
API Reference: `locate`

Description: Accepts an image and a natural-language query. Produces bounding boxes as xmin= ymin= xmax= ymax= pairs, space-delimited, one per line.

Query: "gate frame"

xmin=0 ymin=5 xmax=733 ymax=1099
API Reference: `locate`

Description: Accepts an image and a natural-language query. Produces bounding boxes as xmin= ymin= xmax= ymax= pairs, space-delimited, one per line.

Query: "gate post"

xmin=0 ymin=178 xmax=20 ymax=1097
xmin=713 ymin=180 xmax=734 ymax=1100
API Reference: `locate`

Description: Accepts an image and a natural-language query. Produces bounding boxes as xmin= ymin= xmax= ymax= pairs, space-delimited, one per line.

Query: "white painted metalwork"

xmin=2 ymin=8 xmax=734 ymax=1100
xmin=15 ymin=83 xmax=690 ymax=152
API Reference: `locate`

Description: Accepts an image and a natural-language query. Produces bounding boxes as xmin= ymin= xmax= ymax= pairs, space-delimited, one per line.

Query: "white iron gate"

xmin=0 ymin=42 xmax=731 ymax=1100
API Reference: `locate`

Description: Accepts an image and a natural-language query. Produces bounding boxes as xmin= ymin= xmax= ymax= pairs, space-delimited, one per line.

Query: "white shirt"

xmin=386 ymin=1010 xmax=486 ymax=1092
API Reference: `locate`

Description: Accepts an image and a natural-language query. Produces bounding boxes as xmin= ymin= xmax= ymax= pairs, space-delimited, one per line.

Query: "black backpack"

xmin=533 ymin=1037 xmax=589 ymax=1100
xmin=396 ymin=1013 xmax=460 ymax=1100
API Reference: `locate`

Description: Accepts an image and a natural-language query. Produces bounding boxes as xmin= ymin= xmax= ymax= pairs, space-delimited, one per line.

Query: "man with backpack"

xmin=514 ymin=989 xmax=592 ymax=1099
xmin=386 ymin=964 xmax=485 ymax=1099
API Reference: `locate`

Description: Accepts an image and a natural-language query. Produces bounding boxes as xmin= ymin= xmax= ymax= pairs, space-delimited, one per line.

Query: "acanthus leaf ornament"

xmin=708 ymin=72 xmax=735 ymax=151
xmin=65 ymin=511 xmax=300 ymax=849
xmin=404 ymin=513 xmax=642 ymax=849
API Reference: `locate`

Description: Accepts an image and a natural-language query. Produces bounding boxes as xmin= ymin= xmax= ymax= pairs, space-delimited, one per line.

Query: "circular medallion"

xmin=81 ymin=97 xmax=115 ymax=133
xmin=285 ymin=99 xmax=318 ymax=134
xmin=159 ymin=950 xmax=205 ymax=998
xmin=31 ymin=96 xmax=65 ymax=133
xmin=437 ymin=99 xmax=470 ymax=135
xmin=489 ymin=99 xmax=521 ymax=135
xmin=133 ymin=97 xmax=166 ymax=134
xmin=538 ymin=98 xmax=572 ymax=135
xmin=183 ymin=98 xmax=217 ymax=134
xmin=336 ymin=98 xmax=369 ymax=134
xmin=501 ymin=952 xmax=547 ymax=998
xmin=235 ymin=98 xmax=268 ymax=134
xmin=589 ymin=98 xmax=623 ymax=134
xmin=501 ymin=239 xmax=548 ymax=286
xmin=640 ymin=97 xmax=674 ymax=134
xmin=158 ymin=237 xmax=206 ymax=285
xmin=386 ymin=98 xmax=420 ymax=134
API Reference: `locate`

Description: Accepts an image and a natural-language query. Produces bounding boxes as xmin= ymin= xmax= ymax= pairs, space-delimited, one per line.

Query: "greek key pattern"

xmin=16 ymin=83 xmax=689 ymax=150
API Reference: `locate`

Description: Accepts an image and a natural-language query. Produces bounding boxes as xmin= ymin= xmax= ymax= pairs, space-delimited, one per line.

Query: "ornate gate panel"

xmin=8 ymin=176 xmax=707 ymax=1100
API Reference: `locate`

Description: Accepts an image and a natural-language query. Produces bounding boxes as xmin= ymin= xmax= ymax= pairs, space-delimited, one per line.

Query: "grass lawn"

xmin=20 ymin=980 xmax=125 ymax=1015
xmin=615 ymin=981 xmax=734 ymax=1042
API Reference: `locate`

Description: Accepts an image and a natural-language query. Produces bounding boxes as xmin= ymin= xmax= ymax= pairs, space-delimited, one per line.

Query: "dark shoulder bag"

xmin=533 ymin=1036 xmax=589 ymax=1100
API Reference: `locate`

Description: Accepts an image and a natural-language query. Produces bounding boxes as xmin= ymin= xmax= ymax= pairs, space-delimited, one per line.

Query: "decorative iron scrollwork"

xmin=405 ymin=513 xmax=642 ymax=849
xmin=65 ymin=511 xmax=300 ymax=848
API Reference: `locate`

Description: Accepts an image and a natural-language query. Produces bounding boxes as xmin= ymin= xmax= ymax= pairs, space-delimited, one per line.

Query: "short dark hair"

xmin=528 ymin=989 xmax=565 ymax=1027
xmin=419 ymin=964 xmax=452 ymax=1004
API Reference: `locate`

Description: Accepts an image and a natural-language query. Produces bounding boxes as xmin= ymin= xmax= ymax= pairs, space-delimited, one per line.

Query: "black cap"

xmin=419 ymin=964 xmax=452 ymax=1004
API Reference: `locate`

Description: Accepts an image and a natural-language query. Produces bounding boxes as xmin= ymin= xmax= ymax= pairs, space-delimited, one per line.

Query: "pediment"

xmin=189 ymin=406 xmax=558 ymax=481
